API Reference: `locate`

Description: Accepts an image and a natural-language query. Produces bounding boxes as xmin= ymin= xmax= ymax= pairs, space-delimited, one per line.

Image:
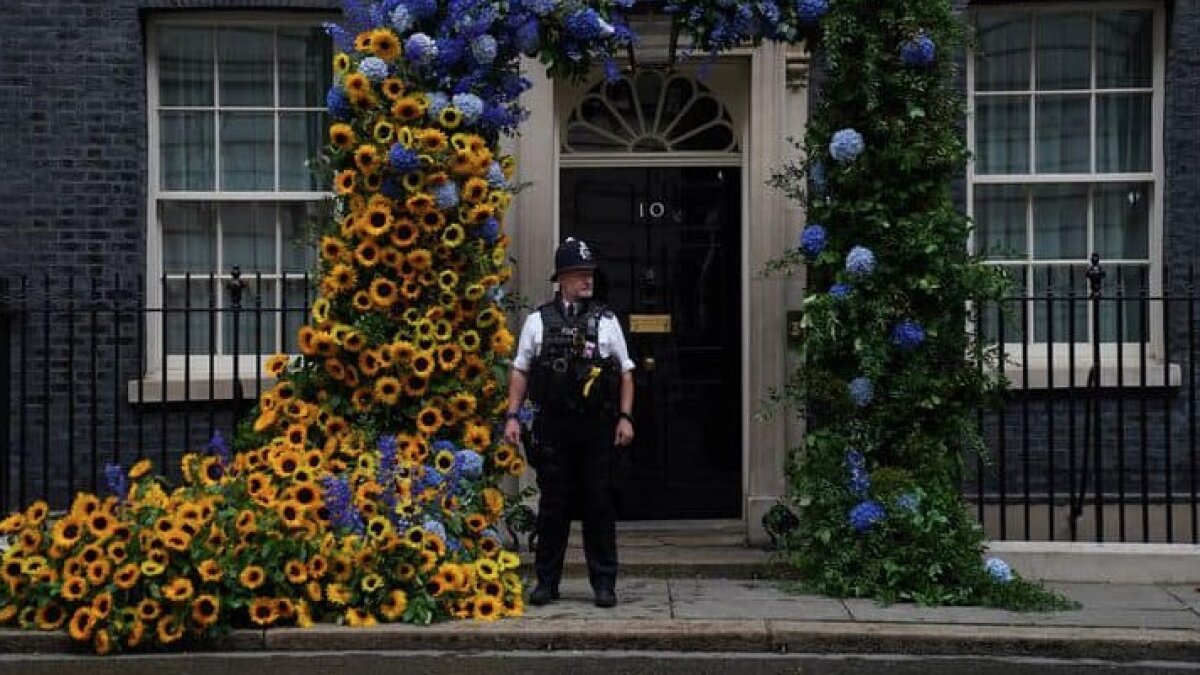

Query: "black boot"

xmin=529 ymin=583 xmax=560 ymax=606
xmin=593 ymin=588 xmax=617 ymax=608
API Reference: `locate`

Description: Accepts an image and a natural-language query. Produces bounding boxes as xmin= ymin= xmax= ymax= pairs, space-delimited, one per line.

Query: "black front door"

xmin=559 ymin=166 xmax=742 ymax=519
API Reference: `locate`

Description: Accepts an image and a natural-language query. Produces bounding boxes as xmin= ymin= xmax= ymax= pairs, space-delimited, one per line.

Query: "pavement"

xmin=2 ymin=526 xmax=1200 ymax=672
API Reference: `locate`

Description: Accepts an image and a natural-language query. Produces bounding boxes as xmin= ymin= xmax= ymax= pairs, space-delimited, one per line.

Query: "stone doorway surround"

xmin=507 ymin=13 xmax=812 ymax=546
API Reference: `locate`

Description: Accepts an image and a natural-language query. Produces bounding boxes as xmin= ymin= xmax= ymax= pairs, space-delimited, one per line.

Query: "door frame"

xmin=511 ymin=44 xmax=810 ymax=544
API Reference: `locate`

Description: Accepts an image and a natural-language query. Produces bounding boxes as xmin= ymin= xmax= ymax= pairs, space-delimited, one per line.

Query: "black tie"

xmin=567 ymin=303 xmax=577 ymax=318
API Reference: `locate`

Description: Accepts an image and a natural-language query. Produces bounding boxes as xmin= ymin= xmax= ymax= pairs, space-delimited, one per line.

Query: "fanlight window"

xmin=563 ymin=70 xmax=738 ymax=154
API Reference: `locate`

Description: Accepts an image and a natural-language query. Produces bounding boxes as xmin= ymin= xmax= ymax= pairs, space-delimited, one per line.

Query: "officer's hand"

xmin=615 ymin=419 xmax=634 ymax=447
xmin=503 ymin=418 xmax=522 ymax=446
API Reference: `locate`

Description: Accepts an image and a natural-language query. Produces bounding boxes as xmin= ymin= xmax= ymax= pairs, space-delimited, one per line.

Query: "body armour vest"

xmin=527 ymin=300 xmax=622 ymax=417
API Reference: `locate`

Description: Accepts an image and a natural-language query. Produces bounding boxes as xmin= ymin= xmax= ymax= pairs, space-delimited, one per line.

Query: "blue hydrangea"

xmin=849 ymin=468 xmax=870 ymax=496
xmin=516 ymin=19 xmax=541 ymax=54
xmin=377 ymin=435 xmax=398 ymax=483
xmin=471 ymin=34 xmax=498 ymax=64
xmin=104 ymin=463 xmax=127 ymax=499
xmin=326 ymin=86 xmax=352 ymax=120
xmin=849 ymin=500 xmax=887 ymax=533
xmin=985 ymin=556 xmax=1013 ymax=583
xmin=423 ymin=519 xmax=447 ymax=541
xmin=829 ymin=282 xmax=852 ymax=299
xmin=405 ymin=33 xmax=438 ymax=66
xmin=485 ymin=161 xmax=508 ymax=188
xmin=390 ymin=5 xmax=413 ymax=32
xmin=845 ymin=246 xmax=876 ymax=276
xmin=321 ymin=476 xmax=364 ymax=533
xmin=426 ymin=91 xmax=450 ymax=117
xmin=565 ymin=8 xmax=614 ymax=40
xmin=436 ymin=36 xmax=466 ymax=70
xmin=405 ymin=0 xmax=438 ymax=20
xmin=895 ymin=492 xmax=921 ymax=513
xmin=433 ymin=181 xmax=460 ymax=209
xmin=324 ymin=22 xmax=355 ymax=53
xmin=456 ymin=450 xmax=484 ymax=478
xmin=432 ymin=439 xmax=457 ymax=454
xmin=829 ymin=128 xmax=865 ymax=164
xmin=381 ymin=175 xmax=404 ymax=199
xmin=480 ymin=216 xmax=501 ymax=244
xmin=452 ymin=93 xmax=485 ymax=122
xmin=809 ymin=161 xmax=827 ymax=194
xmin=845 ymin=449 xmax=866 ymax=470
xmin=848 ymin=376 xmax=874 ymax=407
xmin=358 ymin=56 xmax=389 ymax=82
xmin=523 ymin=0 xmax=557 ymax=16
xmin=901 ymin=33 xmax=937 ymax=67
xmin=891 ymin=320 xmax=926 ymax=351
xmin=799 ymin=224 xmax=827 ymax=257
xmin=795 ymin=0 xmax=829 ymax=24
xmin=207 ymin=430 xmax=230 ymax=464
xmin=388 ymin=144 xmax=421 ymax=172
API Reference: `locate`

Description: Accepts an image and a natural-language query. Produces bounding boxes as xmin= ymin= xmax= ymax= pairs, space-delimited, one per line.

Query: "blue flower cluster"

xmin=845 ymin=246 xmax=876 ymax=277
xmin=900 ymin=33 xmax=937 ymax=67
xmin=327 ymin=0 xmax=635 ymax=136
xmin=848 ymin=376 xmax=874 ymax=407
xmin=104 ymin=463 xmax=127 ymax=499
xmin=829 ymin=128 xmax=865 ymax=164
xmin=799 ymin=224 xmax=827 ymax=257
xmin=891 ymin=320 xmax=926 ymax=351
xmin=849 ymin=500 xmax=886 ymax=533
xmin=321 ymin=475 xmax=365 ymax=534
xmin=829 ymin=282 xmax=851 ymax=300
xmin=846 ymin=450 xmax=869 ymax=496
xmin=663 ymin=0 xmax=827 ymax=54
xmin=377 ymin=435 xmax=398 ymax=484
xmin=207 ymin=430 xmax=231 ymax=465
xmin=984 ymin=556 xmax=1013 ymax=583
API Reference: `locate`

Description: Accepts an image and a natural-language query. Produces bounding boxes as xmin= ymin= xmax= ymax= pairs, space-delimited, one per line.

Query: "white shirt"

xmin=512 ymin=302 xmax=636 ymax=373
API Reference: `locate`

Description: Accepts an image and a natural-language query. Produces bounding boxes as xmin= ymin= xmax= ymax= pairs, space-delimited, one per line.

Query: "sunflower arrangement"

xmin=0 ymin=0 xmax=633 ymax=653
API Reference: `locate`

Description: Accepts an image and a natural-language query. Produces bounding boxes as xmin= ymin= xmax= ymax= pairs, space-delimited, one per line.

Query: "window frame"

xmin=965 ymin=1 xmax=1167 ymax=367
xmin=143 ymin=11 xmax=335 ymax=392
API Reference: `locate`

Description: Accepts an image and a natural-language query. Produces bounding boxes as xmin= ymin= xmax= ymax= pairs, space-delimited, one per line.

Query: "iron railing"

xmin=1 ymin=259 xmax=1198 ymax=543
xmin=969 ymin=256 xmax=1198 ymax=543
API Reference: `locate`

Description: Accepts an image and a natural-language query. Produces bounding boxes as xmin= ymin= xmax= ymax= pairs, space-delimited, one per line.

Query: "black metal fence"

xmin=968 ymin=256 xmax=1199 ymax=543
xmin=1 ymin=259 xmax=1198 ymax=543
xmin=0 ymin=267 xmax=310 ymax=511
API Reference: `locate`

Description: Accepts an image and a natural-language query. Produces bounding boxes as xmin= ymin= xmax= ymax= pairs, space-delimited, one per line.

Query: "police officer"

xmin=503 ymin=237 xmax=635 ymax=608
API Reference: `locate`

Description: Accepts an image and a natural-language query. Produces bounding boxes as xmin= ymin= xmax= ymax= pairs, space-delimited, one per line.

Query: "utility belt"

xmin=528 ymin=354 xmax=621 ymax=418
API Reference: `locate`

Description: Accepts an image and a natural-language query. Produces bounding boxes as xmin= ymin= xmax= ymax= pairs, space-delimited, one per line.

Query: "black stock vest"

xmin=527 ymin=300 xmax=622 ymax=418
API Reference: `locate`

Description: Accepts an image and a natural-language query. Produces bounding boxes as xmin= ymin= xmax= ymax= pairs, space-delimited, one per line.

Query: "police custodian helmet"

xmin=550 ymin=237 xmax=598 ymax=281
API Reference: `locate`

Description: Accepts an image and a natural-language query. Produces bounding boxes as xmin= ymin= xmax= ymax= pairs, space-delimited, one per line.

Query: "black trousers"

xmin=529 ymin=413 xmax=618 ymax=592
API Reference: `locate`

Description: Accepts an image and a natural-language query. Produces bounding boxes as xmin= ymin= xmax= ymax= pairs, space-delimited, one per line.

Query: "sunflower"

xmin=418 ymin=209 xmax=446 ymax=233
xmin=361 ymin=206 xmax=393 ymax=239
xmin=136 ymin=599 xmax=162 ymax=624
xmin=476 ymin=557 xmax=500 ymax=581
xmin=24 ymin=500 xmax=49 ymax=525
xmin=325 ymin=582 xmax=352 ymax=606
xmin=370 ymin=27 xmax=401 ymax=60
xmin=491 ymin=328 xmax=515 ymax=356
xmin=90 ymin=592 xmax=113 ymax=620
xmin=425 ymin=575 xmax=448 ymax=597
xmin=329 ymin=123 xmax=355 ymax=151
xmin=438 ymin=105 xmax=462 ymax=129
xmin=191 ymin=594 xmax=220 ymax=628
xmin=162 ymin=577 xmax=194 ymax=603
xmin=244 ymin=597 xmax=278 ymax=627
xmin=278 ymin=559 xmax=307 ymax=585
xmin=0 ymin=514 xmax=24 ymax=535
xmin=462 ymin=177 xmax=489 ymax=203
xmin=354 ymin=238 xmax=381 ymax=267
xmin=113 ymin=563 xmax=140 ymax=590
xmin=391 ymin=96 xmax=425 ymax=122
xmin=354 ymin=144 xmax=381 ymax=174
xmin=152 ymin=614 xmax=184 ymax=644
xmin=334 ymin=169 xmax=358 ymax=195
xmin=191 ymin=559 xmax=220 ymax=584
xmin=369 ymin=278 xmax=399 ymax=309
xmin=85 ymin=560 xmax=111 ymax=587
xmin=34 ymin=602 xmax=66 ymax=631
xmin=509 ymin=456 xmax=526 ymax=476
xmin=416 ymin=128 xmax=448 ymax=153
xmin=276 ymin=500 xmax=306 ymax=529
xmin=373 ymin=589 xmax=408 ymax=621
xmin=381 ymin=76 xmax=406 ymax=100
xmin=68 ymin=607 xmax=95 ymax=642
xmin=344 ymin=70 xmax=370 ymax=95
xmin=343 ymin=608 xmax=376 ymax=627
xmin=415 ymin=406 xmax=444 ymax=437
xmin=473 ymin=595 xmax=501 ymax=621
xmin=359 ymin=573 xmax=385 ymax=594
xmin=464 ymin=513 xmax=489 ymax=534
xmin=239 ymin=565 xmax=266 ymax=591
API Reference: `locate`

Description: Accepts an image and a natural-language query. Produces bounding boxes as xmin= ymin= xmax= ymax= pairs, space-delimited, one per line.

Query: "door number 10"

xmin=638 ymin=201 xmax=667 ymax=219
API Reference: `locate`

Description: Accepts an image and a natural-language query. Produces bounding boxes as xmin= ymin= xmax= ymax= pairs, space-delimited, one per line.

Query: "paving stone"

xmin=1025 ymin=608 xmax=1200 ymax=630
xmin=1047 ymin=582 xmax=1189 ymax=610
xmin=522 ymin=578 xmax=672 ymax=621
xmin=671 ymin=597 xmax=851 ymax=621
xmin=842 ymin=600 xmax=1044 ymax=626
xmin=668 ymin=578 xmax=796 ymax=600
xmin=1164 ymin=584 xmax=1200 ymax=614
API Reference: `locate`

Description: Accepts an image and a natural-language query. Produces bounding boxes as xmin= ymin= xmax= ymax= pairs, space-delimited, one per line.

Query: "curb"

xmin=2 ymin=619 xmax=1197 ymax=662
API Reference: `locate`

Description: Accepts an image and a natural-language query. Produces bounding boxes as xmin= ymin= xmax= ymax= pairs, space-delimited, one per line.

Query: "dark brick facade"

xmin=0 ymin=2 xmax=1196 ymax=533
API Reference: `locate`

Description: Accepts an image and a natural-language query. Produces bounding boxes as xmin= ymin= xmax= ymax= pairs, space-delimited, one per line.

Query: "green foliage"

xmin=769 ymin=0 xmax=1070 ymax=611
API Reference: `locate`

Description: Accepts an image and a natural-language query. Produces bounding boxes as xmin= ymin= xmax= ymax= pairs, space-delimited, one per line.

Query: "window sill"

xmin=127 ymin=374 xmax=275 ymax=404
xmin=1001 ymin=359 xmax=1183 ymax=390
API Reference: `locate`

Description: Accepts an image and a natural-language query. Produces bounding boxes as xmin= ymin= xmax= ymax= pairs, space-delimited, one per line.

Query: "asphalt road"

xmin=2 ymin=651 xmax=1199 ymax=675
